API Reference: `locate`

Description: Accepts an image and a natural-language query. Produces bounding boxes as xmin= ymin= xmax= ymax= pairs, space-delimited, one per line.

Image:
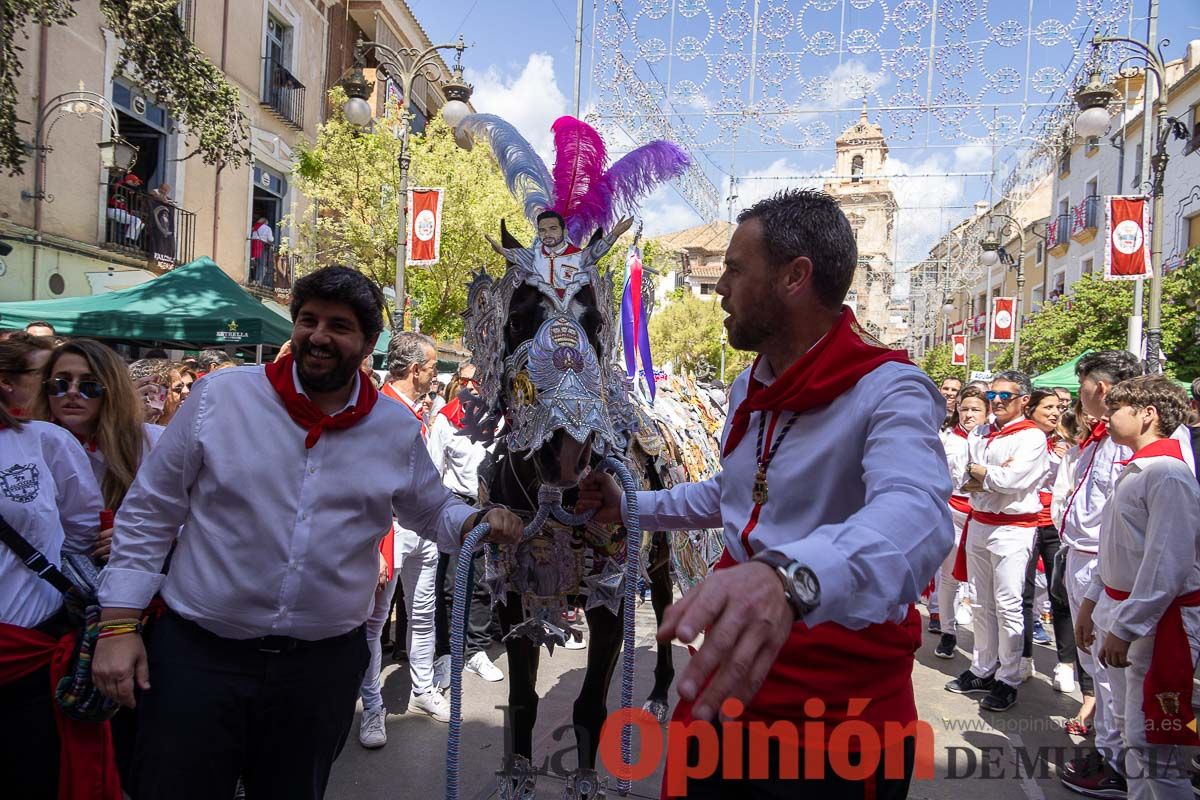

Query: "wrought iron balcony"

xmin=261 ymin=56 xmax=305 ymax=130
xmin=246 ymin=241 xmax=295 ymax=295
xmin=103 ymin=181 xmax=196 ymax=267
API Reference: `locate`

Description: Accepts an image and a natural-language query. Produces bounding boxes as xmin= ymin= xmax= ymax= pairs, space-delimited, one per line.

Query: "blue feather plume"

xmin=459 ymin=114 xmax=554 ymax=223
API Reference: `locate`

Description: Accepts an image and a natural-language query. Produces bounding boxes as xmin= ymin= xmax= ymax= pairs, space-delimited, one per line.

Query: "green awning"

xmin=1032 ymin=351 xmax=1092 ymax=393
xmin=0 ymin=257 xmax=294 ymax=346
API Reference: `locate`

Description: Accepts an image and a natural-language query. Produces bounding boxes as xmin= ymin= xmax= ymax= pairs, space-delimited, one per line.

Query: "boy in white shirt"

xmin=1076 ymin=376 xmax=1200 ymax=800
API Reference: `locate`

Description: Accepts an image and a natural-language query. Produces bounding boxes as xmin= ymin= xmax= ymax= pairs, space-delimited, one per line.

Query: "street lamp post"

xmin=339 ymin=37 xmax=472 ymax=330
xmin=979 ymin=213 xmax=1043 ymax=372
xmin=1076 ymin=33 xmax=1192 ymax=373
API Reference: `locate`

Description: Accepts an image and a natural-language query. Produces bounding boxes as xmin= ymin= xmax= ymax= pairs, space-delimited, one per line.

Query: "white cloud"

xmin=734 ymin=158 xmax=831 ymax=211
xmin=465 ymin=53 xmax=569 ymax=162
xmin=641 ymin=184 xmax=704 ymax=237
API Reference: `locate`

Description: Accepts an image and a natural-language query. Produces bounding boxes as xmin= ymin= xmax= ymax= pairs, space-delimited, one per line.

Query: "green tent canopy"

xmin=1031 ymin=351 xmax=1092 ymax=393
xmin=0 ymin=258 xmax=294 ymax=346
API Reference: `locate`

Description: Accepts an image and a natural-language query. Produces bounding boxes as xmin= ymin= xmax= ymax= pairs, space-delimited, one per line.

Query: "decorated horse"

xmin=443 ymin=114 xmax=689 ymax=800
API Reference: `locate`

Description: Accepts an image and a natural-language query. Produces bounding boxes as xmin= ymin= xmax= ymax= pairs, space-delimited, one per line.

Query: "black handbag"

xmin=0 ymin=513 xmax=119 ymax=722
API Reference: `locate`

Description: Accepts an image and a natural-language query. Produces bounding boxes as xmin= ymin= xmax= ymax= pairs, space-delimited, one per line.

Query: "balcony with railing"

xmin=261 ymin=56 xmax=305 ymax=130
xmin=103 ymin=181 xmax=196 ymax=268
xmin=246 ymin=242 xmax=295 ymax=296
xmin=1047 ymin=212 xmax=1071 ymax=256
xmin=1070 ymin=195 xmax=1101 ymax=244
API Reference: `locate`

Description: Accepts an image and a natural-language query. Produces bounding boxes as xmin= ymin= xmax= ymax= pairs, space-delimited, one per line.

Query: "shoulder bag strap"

xmin=1190 ymin=426 xmax=1200 ymax=488
xmin=0 ymin=512 xmax=76 ymax=595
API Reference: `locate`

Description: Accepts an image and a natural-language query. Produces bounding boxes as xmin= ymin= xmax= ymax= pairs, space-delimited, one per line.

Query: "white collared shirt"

xmin=83 ymin=423 xmax=164 ymax=490
xmin=427 ymin=412 xmax=487 ymax=499
xmin=966 ymin=419 xmax=1049 ymax=516
xmin=1055 ymin=434 xmax=1132 ymax=553
xmin=630 ymin=358 xmax=953 ymax=630
xmin=1 ymin=422 xmax=103 ymax=628
xmin=97 ymin=366 xmax=475 ymax=640
xmin=1085 ymin=449 xmax=1200 ymax=641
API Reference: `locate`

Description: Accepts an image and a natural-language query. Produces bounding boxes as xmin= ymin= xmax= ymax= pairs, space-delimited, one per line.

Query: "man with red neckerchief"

xmin=1052 ymin=350 xmax=1141 ymax=798
xmin=1075 ymin=375 xmax=1200 ymax=800
xmin=944 ymin=370 xmax=1047 ymax=712
xmin=90 ymin=266 xmax=522 ymax=800
xmin=578 ymin=189 xmax=952 ymax=798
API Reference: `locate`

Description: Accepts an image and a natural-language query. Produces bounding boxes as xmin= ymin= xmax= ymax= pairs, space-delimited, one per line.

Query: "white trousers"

xmin=966 ymin=520 xmax=1034 ymax=688
xmin=1066 ymin=548 xmax=1123 ymax=767
xmin=936 ymin=507 xmax=969 ymax=636
xmin=360 ymin=531 xmax=440 ymax=710
xmin=1101 ymin=614 xmax=1200 ymax=800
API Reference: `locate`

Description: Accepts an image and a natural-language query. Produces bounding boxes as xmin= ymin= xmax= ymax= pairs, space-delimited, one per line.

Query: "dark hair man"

xmin=24 ymin=320 xmax=55 ymax=338
xmin=578 ymin=189 xmax=952 ymax=796
xmin=92 ymin=266 xmax=521 ymax=800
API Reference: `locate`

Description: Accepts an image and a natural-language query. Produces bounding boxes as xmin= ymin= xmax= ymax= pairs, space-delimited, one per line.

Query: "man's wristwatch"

xmin=753 ymin=550 xmax=821 ymax=619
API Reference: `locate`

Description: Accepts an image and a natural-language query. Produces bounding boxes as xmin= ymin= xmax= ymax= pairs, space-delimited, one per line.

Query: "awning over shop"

xmin=1031 ymin=351 xmax=1091 ymax=393
xmin=0 ymin=257 xmax=294 ymax=346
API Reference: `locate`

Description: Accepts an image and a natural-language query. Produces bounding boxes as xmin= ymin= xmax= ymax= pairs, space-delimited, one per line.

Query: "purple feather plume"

xmin=550 ymin=117 xmax=607 ymax=234
xmin=597 ymin=141 xmax=691 ymax=225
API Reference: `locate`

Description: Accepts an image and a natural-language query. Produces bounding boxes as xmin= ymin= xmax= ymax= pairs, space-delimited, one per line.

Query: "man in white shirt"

xmin=1054 ymin=350 xmax=1142 ymax=798
xmin=579 ymin=189 xmax=952 ymax=796
xmin=944 ymin=370 xmax=1047 ymax=711
xmin=91 ymin=266 xmax=521 ymax=800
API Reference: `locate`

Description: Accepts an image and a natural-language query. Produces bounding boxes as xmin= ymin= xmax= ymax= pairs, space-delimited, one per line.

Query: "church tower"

xmin=823 ymin=105 xmax=898 ymax=342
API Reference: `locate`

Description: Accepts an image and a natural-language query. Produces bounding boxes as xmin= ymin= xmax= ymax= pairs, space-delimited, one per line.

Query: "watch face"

xmin=790 ymin=566 xmax=820 ymax=606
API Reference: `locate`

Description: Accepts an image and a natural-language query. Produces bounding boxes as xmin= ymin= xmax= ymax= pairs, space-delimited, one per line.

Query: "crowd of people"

xmin=932 ymin=356 xmax=1200 ymax=799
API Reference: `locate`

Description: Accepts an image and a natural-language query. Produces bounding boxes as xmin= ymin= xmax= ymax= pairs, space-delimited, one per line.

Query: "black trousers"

xmin=0 ymin=665 xmax=58 ymax=799
xmin=1022 ymin=525 xmax=1076 ymax=663
xmin=680 ymin=730 xmax=917 ymax=799
xmin=130 ymin=611 xmax=368 ymax=800
xmin=434 ymin=549 xmax=493 ymax=659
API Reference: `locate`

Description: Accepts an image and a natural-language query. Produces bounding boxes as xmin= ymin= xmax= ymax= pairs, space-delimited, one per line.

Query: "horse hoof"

xmin=496 ymin=755 xmax=537 ymax=800
xmin=642 ymin=698 xmax=670 ymax=723
xmin=561 ymin=768 xmax=606 ymax=800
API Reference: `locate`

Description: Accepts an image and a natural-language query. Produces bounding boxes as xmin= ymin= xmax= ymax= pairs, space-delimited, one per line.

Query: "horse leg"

xmin=571 ymin=604 xmax=622 ymax=770
xmin=644 ymin=538 xmax=675 ymax=722
xmin=498 ymin=593 xmax=540 ymax=761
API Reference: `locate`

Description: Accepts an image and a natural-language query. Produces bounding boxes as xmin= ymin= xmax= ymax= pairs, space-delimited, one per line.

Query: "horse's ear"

xmin=501 ymin=219 xmax=525 ymax=250
xmin=587 ymin=228 xmax=603 ymax=247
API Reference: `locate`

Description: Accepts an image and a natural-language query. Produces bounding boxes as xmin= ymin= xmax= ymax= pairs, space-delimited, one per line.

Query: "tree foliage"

xmin=1005 ymin=249 xmax=1200 ymax=380
xmin=648 ymin=291 xmax=752 ymax=382
xmin=917 ymin=341 xmax=983 ymax=385
xmin=1 ymin=0 xmax=248 ymax=176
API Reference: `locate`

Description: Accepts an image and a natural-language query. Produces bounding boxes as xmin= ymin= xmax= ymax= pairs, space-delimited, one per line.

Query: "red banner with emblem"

xmin=1104 ymin=196 xmax=1152 ymax=280
xmin=407 ymin=188 xmax=444 ymax=266
xmin=991 ymin=297 xmax=1015 ymax=342
xmin=951 ymin=334 xmax=968 ymax=366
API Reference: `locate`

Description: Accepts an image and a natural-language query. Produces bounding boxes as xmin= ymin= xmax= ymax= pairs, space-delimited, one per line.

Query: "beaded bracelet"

xmin=97 ymin=626 xmax=141 ymax=640
xmin=98 ymin=617 xmax=143 ymax=629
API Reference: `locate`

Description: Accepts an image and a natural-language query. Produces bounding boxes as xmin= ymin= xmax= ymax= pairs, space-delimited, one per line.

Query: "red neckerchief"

xmin=264 ymin=354 xmax=378 ymax=449
xmin=722 ymin=308 xmax=911 ymax=458
xmin=381 ymin=382 xmax=427 ymax=439
xmin=1047 ymin=434 xmax=1061 ymax=453
xmin=1079 ymin=420 xmax=1108 ymax=449
xmin=983 ymin=418 xmax=1039 ymax=447
xmin=8 ymin=407 xmax=26 ymax=419
xmin=951 ymin=425 xmax=970 ymax=440
xmin=438 ymin=396 xmax=465 ymax=430
xmin=1117 ymin=437 xmax=1185 ymax=466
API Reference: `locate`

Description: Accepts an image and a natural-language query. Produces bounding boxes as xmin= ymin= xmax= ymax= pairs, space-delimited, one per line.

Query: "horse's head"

xmin=463 ymin=221 xmax=635 ymax=490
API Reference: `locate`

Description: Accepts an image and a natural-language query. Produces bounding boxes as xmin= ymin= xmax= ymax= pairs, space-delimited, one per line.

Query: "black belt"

xmin=165 ymin=609 xmax=364 ymax=655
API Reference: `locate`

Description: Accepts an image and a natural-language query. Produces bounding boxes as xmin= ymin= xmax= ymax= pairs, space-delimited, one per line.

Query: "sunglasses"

xmin=45 ymin=377 xmax=106 ymax=400
xmin=985 ymin=390 xmax=1022 ymax=402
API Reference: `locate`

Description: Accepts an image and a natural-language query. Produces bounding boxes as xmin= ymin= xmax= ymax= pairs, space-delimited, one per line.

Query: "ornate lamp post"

xmin=979 ymin=214 xmax=1044 ymax=371
xmin=1076 ymin=34 xmax=1192 ymax=373
xmin=339 ymin=36 xmax=472 ymax=329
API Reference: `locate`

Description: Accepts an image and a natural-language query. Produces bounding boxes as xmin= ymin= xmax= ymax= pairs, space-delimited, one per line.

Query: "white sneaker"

xmin=408 ymin=690 xmax=450 ymax=723
xmin=563 ymin=634 xmax=586 ymax=650
xmin=1052 ymin=662 xmax=1077 ymax=693
xmin=433 ymin=654 xmax=451 ymax=691
xmin=358 ymin=706 xmax=387 ymax=748
xmin=1018 ymin=656 xmax=1035 ymax=683
xmin=465 ymin=651 xmax=504 ymax=682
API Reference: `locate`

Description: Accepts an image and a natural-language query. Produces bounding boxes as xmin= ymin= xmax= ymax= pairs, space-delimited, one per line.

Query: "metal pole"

xmin=965 ymin=294 xmax=974 ymax=384
xmin=1147 ymin=112 xmax=1167 ymax=374
xmin=983 ymin=260 xmax=993 ymax=372
xmin=1129 ymin=0 xmax=1158 ymax=360
xmin=573 ymin=0 xmax=584 ymax=117
xmin=1014 ymin=252 xmax=1025 ymax=371
xmin=396 ymin=122 xmax=410 ymax=330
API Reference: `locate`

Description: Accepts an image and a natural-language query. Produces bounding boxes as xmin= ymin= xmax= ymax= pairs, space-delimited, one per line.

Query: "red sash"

xmin=1104 ymin=585 xmax=1200 ymax=745
xmin=264 ymin=354 xmax=378 ymax=449
xmin=722 ymin=309 xmax=910 ymax=458
xmin=1036 ymin=490 xmax=1054 ymax=527
xmin=0 ymin=622 xmax=123 ymax=800
xmin=662 ymin=549 xmax=920 ymax=796
xmin=438 ymin=397 xmax=466 ymax=429
xmin=948 ymin=495 xmax=972 ymax=515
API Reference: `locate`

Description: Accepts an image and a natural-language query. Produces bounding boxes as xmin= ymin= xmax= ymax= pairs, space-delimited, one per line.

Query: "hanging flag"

xmin=1104 ymin=195 xmax=1152 ymax=280
xmin=620 ymin=245 xmax=656 ymax=401
xmin=991 ymin=297 xmax=1016 ymax=342
xmin=407 ymin=188 xmax=444 ymax=266
xmin=951 ymin=334 xmax=968 ymax=366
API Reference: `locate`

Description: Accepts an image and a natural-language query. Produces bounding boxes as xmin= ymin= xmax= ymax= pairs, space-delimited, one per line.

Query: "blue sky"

xmin=412 ymin=0 xmax=1199 ymax=271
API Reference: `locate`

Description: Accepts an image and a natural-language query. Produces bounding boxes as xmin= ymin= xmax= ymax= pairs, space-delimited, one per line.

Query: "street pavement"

xmin=326 ymin=601 xmax=1119 ymax=799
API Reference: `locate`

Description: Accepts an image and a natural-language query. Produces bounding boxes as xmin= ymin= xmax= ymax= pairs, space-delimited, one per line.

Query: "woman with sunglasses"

xmin=0 ymin=332 xmax=56 ymax=417
xmin=0 ymin=404 xmax=115 ymax=799
xmin=1018 ymin=391 xmax=1079 ymax=687
xmin=34 ymin=340 xmax=164 ymax=562
xmin=158 ymin=363 xmax=196 ymax=427
xmin=931 ymin=385 xmax=989 ymax=660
